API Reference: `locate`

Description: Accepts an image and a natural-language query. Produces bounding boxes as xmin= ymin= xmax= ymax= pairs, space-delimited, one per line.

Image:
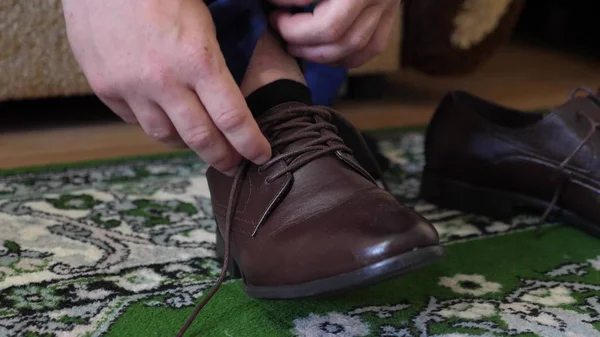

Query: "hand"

xmin=62 ymin=0 xmax=271 ymax=175
xmin=269 ymin=0 xmax=401 ymax=68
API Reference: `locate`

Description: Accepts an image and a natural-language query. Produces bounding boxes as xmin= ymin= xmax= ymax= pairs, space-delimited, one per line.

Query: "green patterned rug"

xmin=2 ymin=129 xmax=600 ymax=337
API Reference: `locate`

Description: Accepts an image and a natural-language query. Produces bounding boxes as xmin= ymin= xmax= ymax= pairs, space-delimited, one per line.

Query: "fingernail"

xmin=224 ymin=168 xmax=238 ymax=177
xmin=253 ymin=153 xmax=272 ymax=165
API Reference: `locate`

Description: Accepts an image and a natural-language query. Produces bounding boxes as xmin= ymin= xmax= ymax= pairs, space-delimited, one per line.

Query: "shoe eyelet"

xmin=265 ymin=176 xmax=274 ymax=184
xmin=258 ymin=166 xmax=266 ymax=173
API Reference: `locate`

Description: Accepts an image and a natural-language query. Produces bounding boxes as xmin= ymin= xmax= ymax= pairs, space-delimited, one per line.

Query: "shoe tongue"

xmin=262 ymin=102 xmax=308 ymax=118
xmin=556 ymin=91 xmax=600 ymax=121
xmin=550 ymin=94 xmax=600 ymax=158
xmin=593 ymin=89 xmax=600 ymax=104
xmin=261 ymin=102 xmax=336 ymax=158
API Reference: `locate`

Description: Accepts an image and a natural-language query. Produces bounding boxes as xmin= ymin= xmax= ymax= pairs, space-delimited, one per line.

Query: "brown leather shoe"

xmin=421 ymin=87 xmax=600 ymax=237
xmin=208 ymin=103 xmax=442 ymax=299
xmin=176 ymin=103 xmax=442 ymax=336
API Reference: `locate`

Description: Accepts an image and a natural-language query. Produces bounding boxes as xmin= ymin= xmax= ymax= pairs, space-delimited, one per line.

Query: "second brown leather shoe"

xmin=421 ymin=87 xmax=600 ymax=237
xmin=207 ymin=102 xmax=443 ymax=300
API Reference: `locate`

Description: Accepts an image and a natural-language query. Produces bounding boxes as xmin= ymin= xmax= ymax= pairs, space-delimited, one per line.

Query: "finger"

xmin=98 ymin=96 xmax=137 ymax=124
xmin=128 ymin=98 xmax=187 ymax=148
xmin=157 ymin=88 xmax=242 ymax=174
xmin=341 ymin=2 xmax=399 ymax=68
xmin=287 ymin=6 xmax=382 ymax=64
xmin=193 ymin=45 xmax=271 ymax=165
xmin=270 ymin=0 xmax=368 ymax=45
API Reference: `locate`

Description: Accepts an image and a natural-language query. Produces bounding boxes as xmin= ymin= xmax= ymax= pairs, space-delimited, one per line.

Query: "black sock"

xmin=245 ymin=79 xmax=312 ymax=119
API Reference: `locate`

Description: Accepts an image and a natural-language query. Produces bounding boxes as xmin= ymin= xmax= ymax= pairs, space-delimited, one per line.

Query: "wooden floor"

xmin=2 ymin=44 xmax=599 ymax=170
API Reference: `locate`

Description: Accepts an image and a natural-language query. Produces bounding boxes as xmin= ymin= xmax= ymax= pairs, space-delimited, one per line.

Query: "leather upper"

xmin=424 ymin=90 xmax=600 ymax=224
xmin=207 ymin=103 xmax=439 ymax=287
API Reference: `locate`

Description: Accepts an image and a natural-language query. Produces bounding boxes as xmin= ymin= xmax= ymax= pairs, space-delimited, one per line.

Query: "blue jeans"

xmin=206 ymin=0 xmax=347 ymax=106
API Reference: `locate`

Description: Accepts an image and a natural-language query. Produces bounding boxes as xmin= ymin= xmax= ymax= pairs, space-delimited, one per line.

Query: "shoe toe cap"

xmin=248 ymin=188 xmax=440 ymax=285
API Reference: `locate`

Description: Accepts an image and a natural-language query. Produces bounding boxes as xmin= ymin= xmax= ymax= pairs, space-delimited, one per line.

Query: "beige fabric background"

xmin=0 ymin=1 xmax=401 ymax=102
xmin=0 ymin=0 xmax=92 ymax=101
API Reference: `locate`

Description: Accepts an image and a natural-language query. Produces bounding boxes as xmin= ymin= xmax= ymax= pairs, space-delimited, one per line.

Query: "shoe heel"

xmin=420 ymin=169 xmax=515 ymax=220
xmin=215 ymin=230 xmax=242 ymax=279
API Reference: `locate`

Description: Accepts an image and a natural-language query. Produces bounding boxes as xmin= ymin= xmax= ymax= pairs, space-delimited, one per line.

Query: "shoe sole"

xmin=420 ymin=169 xmax=600 ymax=238
xmin=216 ymin=232 xmax=444 ymax=299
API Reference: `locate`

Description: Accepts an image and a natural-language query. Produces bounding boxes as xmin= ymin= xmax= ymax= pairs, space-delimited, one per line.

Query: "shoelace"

xmin=176 ymin=105 xmax=377 ymax=336
xmin=536 ymin=87 xmax=600 ymax=236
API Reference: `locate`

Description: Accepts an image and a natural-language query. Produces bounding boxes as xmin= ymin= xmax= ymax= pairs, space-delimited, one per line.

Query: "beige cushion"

xmin=0 ymin=1 xmax=401 ymax=102
xmin=0 ymin=0 xmax=91 ymax=101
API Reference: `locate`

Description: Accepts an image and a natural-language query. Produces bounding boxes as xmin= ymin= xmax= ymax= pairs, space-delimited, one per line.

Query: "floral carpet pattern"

xmin=1 ymin=130 xmax=600 ymax=337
